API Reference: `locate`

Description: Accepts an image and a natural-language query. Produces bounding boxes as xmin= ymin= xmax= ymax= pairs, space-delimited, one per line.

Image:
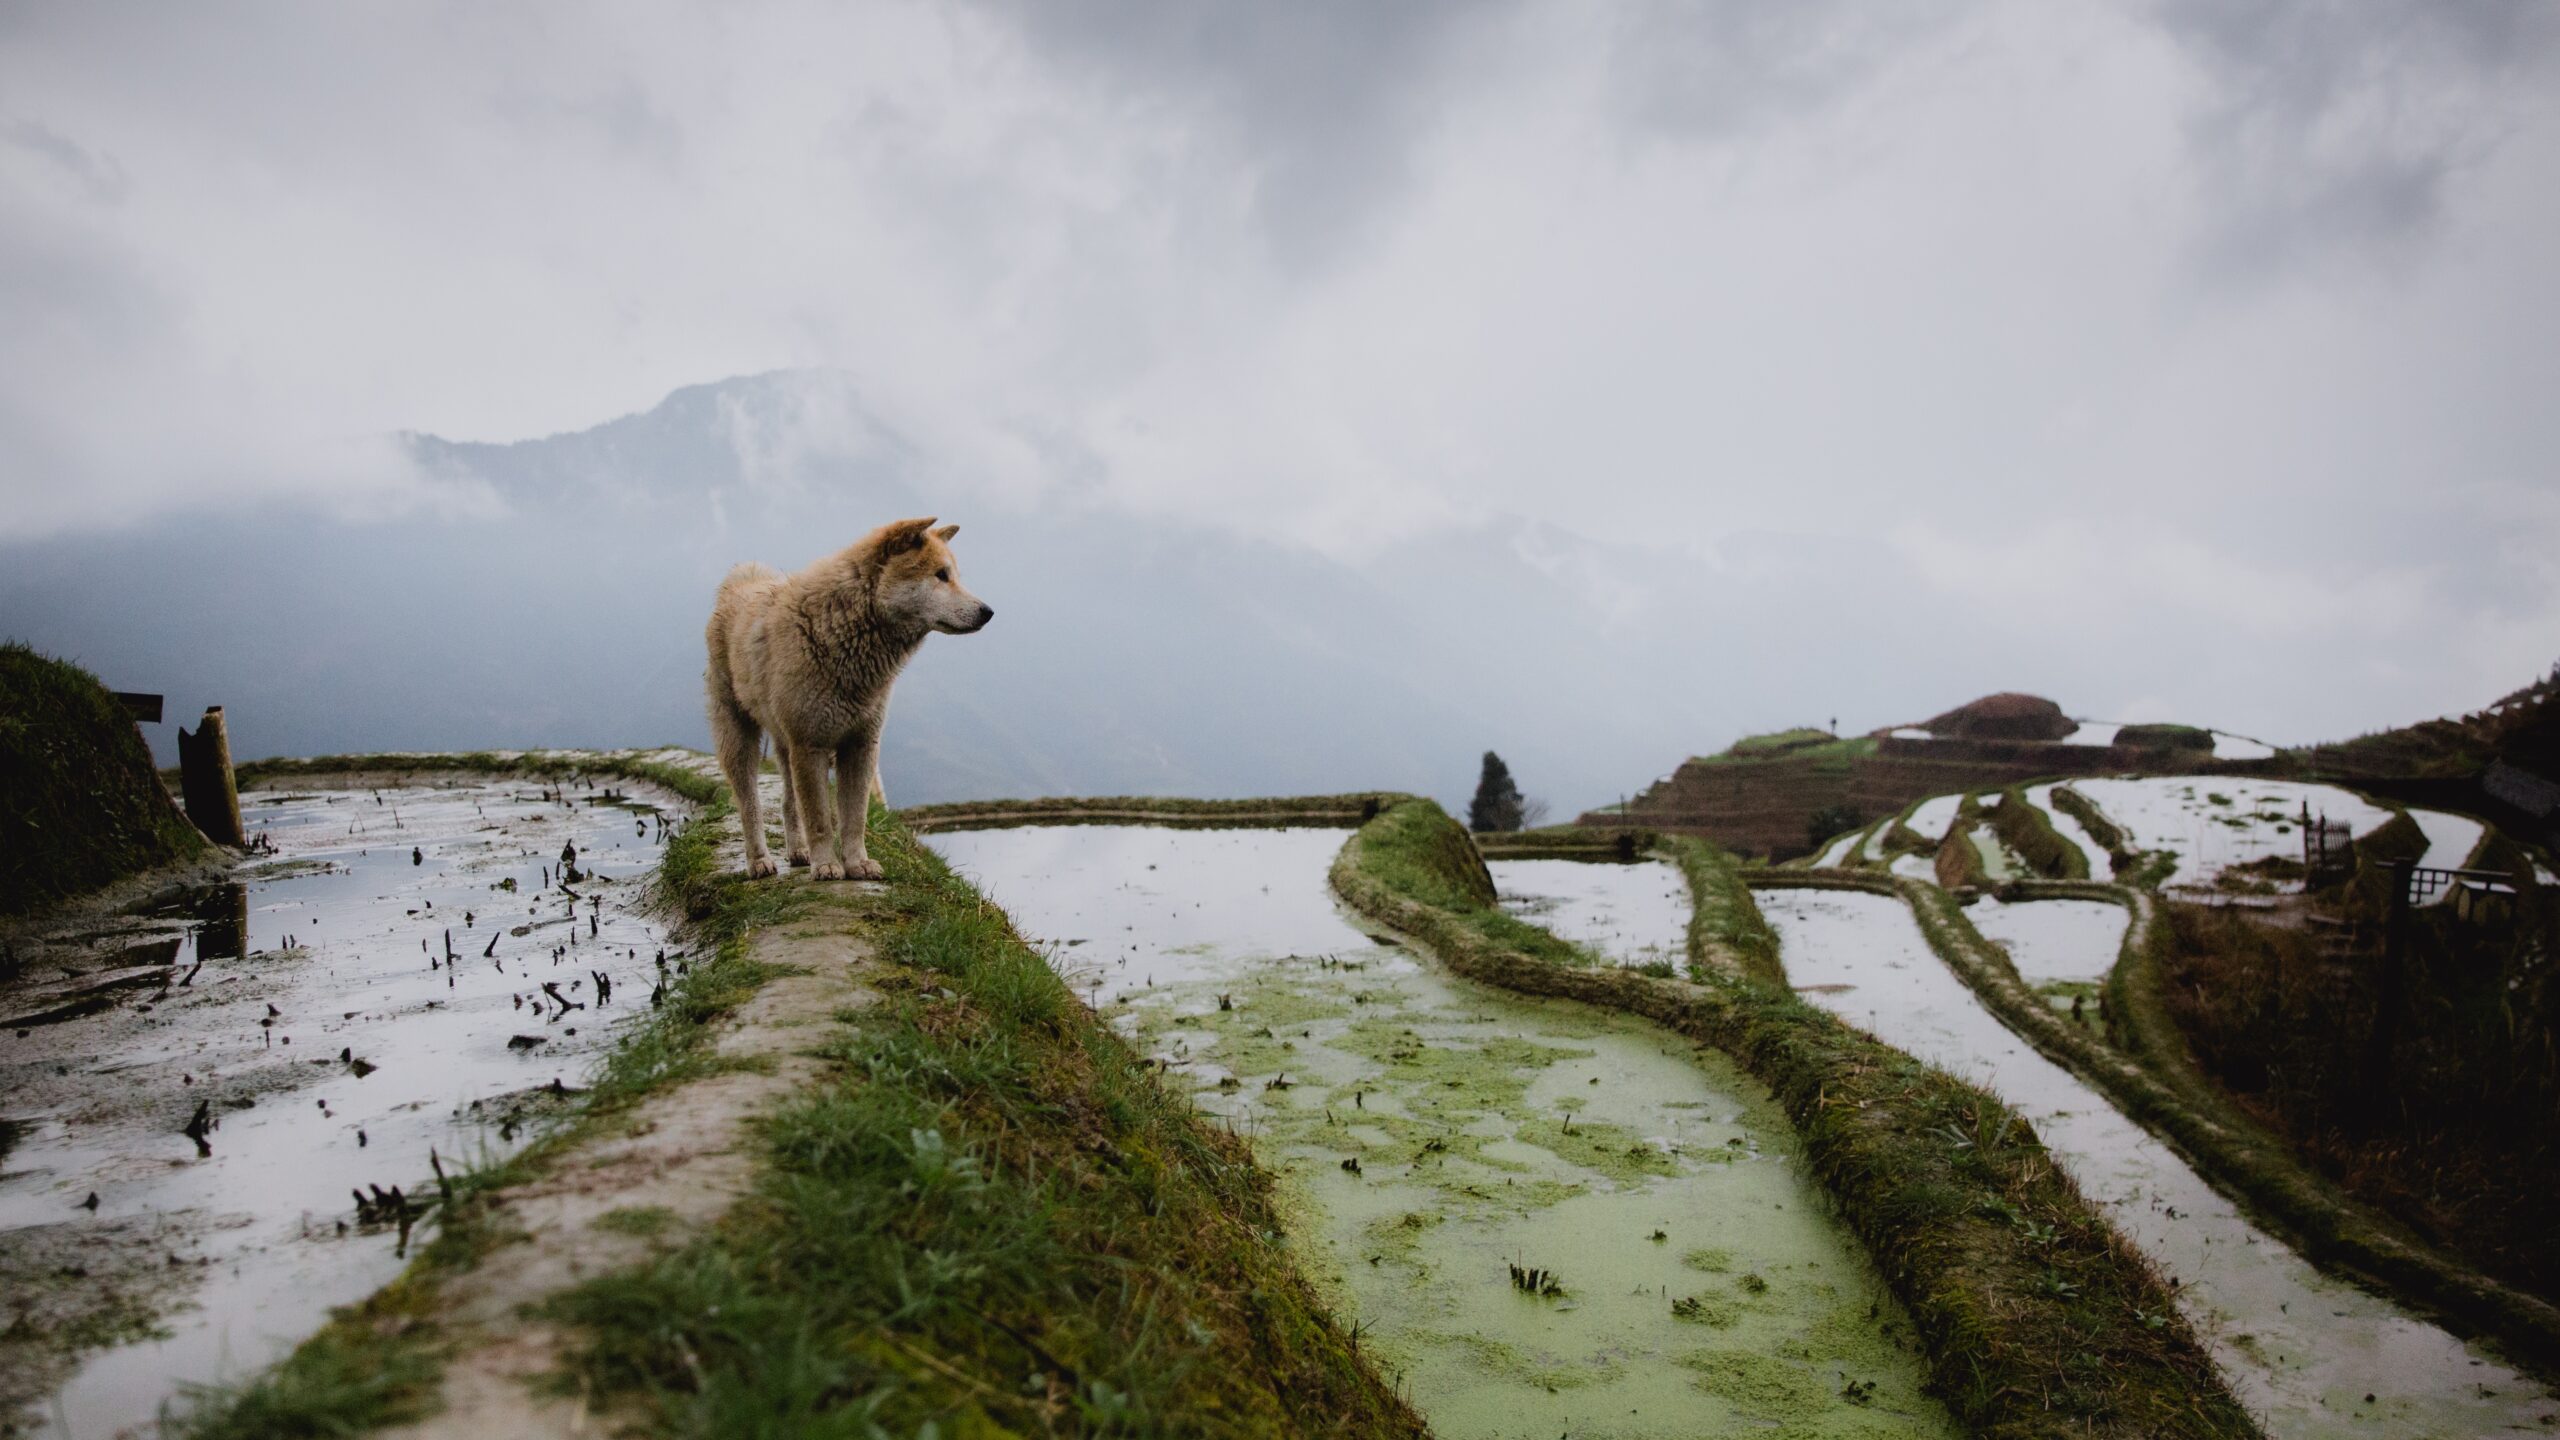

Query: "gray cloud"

xmin=0 ymin=0 xmax=2554 ymax=755
xmin=971 ymin=0 xmax=1499 ymax=271
xmin=1608 ymin=0 xmax=1965 ymax=142
xmin=2 ymin=115 xmax=128 ymax=204
xmin=2153 ymin=0 xmax=2560 ymax=280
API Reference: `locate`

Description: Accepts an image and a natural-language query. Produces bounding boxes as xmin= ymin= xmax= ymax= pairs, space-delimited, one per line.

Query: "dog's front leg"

xmin=778 ymin=738 xmax=811 ymax=868
xmin=835 ymin=725 xmax=885 ymax=881
xmin=788 ymin=742 xmax=841 ymax=880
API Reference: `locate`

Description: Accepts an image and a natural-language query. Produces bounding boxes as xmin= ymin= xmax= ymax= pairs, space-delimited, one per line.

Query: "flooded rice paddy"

xmin=1900 ymin=795 xmax=1963 ymax=848
xmin=0 ymin=775 xmax=688 ymax=1438
xmin=1490 ymin=858 xmax=1689 ymax=971
xmin=929 ymin=825 xmax=1955 ymax=1439
xmin=1761 ymin=885 xmax=2558 ymax=1437
xmin=1965 ymin=896 xmax=2125 ymax=987
xmin=2067 ymin=778 xmax=2396 ymax=891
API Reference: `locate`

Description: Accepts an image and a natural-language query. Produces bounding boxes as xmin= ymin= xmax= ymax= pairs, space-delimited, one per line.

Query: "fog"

xmin=5 ymin=2 xmax=2557 ymax=809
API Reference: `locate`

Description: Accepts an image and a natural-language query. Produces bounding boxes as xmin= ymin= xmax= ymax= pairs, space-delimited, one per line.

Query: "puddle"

xmin=930 ymin=825 xmax=1956 ymax=1439
xmin=0 ymin=776 xmax=690 ymax=1438
xmin=1760 ymin=885 xmax=2560 ymax=1438
xmin=1490 ymin=859 xmax=1688 ymax=971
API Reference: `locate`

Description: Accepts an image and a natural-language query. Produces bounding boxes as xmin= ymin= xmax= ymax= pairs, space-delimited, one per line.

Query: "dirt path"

xmin=376 ymin=925 xmax=874 ymax=1437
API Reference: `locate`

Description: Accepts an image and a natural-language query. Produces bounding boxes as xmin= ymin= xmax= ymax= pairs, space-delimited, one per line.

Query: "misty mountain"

xmin=1 ymin=372 xmax=1731 ymax=814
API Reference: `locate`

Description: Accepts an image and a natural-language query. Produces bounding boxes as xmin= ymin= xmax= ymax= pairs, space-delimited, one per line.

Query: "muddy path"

xmin=1760 ymin=884 xmax=2559 ymax=1438
xmin=929 ymin=823 xmax=1956 ymax=1438
xmin=0 ymin=773 xmax=688 ymax=1437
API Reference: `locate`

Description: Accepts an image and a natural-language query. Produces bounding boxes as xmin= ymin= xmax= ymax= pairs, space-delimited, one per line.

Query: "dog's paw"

xmin=846 ymin=857 xmax=885 ymax=882
xmin=813 ymin=861 xmax=847 ymax=881
xmin=786 ymin=851 xmax=811 ymax=869
xmin=748 ymin=856 xmax=778 ymax=879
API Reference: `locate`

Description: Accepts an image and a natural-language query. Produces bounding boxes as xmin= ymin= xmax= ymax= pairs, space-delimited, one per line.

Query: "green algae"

xmin=1113 ymin=957 xmax=1960 ymax=1439
xmin=1511 ymin=1115 xmax=1682 ymax=1184
xmin=1433 ymin=1331 xmax=1625 ymax=1392
xmin=1679 ymin=1345 xmax=1831 ymax=1412
xmin=937 ymin=824 xmax=1962 ymax=1440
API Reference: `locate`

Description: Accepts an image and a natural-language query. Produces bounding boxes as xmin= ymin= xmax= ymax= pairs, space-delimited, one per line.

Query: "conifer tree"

xmin=1469 ymin=750 xmax=1525 ymax=832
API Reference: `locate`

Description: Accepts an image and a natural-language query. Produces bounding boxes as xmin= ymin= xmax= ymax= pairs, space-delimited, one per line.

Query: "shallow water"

xmin=930 ymin=826 xmax=1956 ymax=1439
xmin=1965 ymin=896 xmax=2126 ymax=987
xmin=2071 ymin=777 xmax=2395 ymax=890
xmin=0 ymin=777 xmax=688 ymax=1439
xmin=2407 ymin=809 xmax=2487 ymax=894
xmin=1901 ymin=795 xmax=1963 ymax=848
xmin=1761 ymin=885 xmax=2558 ymax=1438
xmin=1490 ymin=858 xmax=1687 ymax=970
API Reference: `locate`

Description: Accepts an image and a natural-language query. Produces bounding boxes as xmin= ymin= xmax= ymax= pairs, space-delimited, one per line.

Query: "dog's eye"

xmin=935 ymin=567 xmax=950 ymax=582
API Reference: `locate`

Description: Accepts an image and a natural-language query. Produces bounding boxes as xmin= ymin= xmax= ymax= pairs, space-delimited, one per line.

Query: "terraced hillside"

xmin=1580 ymin=692 xmax=2278 ymax=859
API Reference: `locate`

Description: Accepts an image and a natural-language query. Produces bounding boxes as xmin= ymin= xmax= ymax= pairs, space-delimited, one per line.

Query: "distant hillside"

xmin=0 ymin=372 xmax=1724 ymax=816
xmin=2304 ymin=673 xmax=2560 ymax=851
xmin=1582 ymin=691 xmax=2283 ymax=858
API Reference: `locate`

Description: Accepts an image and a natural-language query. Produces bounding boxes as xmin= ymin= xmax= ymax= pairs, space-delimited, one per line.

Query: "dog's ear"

xmin=879 ymin=516 xmax=938 ymax=555
xmin=930 ymin=523 xmax=959 ymax=542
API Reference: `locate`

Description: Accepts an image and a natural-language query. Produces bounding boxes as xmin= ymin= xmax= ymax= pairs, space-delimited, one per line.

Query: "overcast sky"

xmin=4 ymin=1 xmax=2557 ymax=739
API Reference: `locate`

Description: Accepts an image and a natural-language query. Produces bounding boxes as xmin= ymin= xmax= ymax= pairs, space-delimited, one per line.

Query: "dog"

xmin=704 ymin=516 xmax=992 ymax=880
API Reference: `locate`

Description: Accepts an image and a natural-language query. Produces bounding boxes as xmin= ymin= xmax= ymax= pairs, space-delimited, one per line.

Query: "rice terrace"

xmin=9 ymin=640 xmax=2560 ymax=1438
xmin=8 ymin=5 xmax=2560 ymax=1438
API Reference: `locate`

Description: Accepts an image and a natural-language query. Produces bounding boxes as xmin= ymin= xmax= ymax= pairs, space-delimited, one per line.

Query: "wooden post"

xmin=177 ymin=705 xmax=245 ymax=847
xmin=2363 ymin=859 xmax=2413 ymax=1113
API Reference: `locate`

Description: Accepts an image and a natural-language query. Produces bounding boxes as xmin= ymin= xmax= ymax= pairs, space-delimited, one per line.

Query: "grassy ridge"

xmin=1991 ymin=786 xmax=2088 ymax=881
xmin=1 ymin=642 xmax=210 ymax=917
xmin=2046 ymin=786 xmax=2139 ymax=880
xmin=1660 ymin=834 xmax=1785 ymax=985
xmin=1334 ymin=798 xmax=2256 ymax=1440
xmin=548 ymin=809 xmax=1424 ymax=1438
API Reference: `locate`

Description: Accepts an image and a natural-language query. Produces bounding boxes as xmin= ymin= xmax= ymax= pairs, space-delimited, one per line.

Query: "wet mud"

xmin=0 ymin=776 xmax=688 ymax=1438
xmin=930 ymin=825 xmax=1955 ymax=1439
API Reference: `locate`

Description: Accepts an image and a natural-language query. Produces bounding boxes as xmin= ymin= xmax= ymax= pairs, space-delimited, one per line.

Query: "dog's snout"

xmin=972 ymin=604 xmax=995 ymax=630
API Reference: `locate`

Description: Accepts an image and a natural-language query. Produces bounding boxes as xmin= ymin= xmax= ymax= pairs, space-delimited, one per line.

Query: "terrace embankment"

xmin=1780 ymin=769 xmax=2560 ymax=1383
xmin=1758 ymin=876 xmax=2558 ymax=1434
xmin=0 ymin=642 xmax=215 ymax=924
xmin=1334 ymin=797 xmax=2256 ymax=1438
xmin=164 ymin=758 xmax=1419 ymax=1439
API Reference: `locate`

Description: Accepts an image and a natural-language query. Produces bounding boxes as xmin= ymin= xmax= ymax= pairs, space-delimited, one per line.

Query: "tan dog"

xmin=704 ymin=517 xmax=993 ymax=880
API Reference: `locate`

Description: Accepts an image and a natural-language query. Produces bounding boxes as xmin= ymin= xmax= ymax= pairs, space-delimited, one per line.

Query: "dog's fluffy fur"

xmin=705 ymin=516 xmax=992 ymax=880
